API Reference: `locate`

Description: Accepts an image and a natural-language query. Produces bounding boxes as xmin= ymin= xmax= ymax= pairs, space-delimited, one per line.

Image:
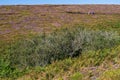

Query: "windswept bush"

xmin=8 ymin=27 xmax=120 ymax=68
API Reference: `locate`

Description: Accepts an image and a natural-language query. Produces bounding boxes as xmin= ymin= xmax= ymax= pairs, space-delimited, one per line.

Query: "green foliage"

xmin=97 ymin=69 xmax=120 ymax=80
xmin=70 ymin=72 xmax=83 ymax=80
xmin=4 ymin=27 xmax=120 ymax=69
xmin=0 ymin=58 xmax=30 ymax=79
xmin=0 ymin=59 xmax=14 ymax=78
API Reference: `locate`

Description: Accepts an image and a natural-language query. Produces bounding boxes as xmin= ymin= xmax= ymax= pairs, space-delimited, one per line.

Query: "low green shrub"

xmin=3 ymin=27 xmax=120 ymax=69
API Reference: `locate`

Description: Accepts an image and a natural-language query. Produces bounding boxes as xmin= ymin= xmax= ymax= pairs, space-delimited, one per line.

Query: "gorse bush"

xmin=8 ymin=27 xmax=120 ymax=68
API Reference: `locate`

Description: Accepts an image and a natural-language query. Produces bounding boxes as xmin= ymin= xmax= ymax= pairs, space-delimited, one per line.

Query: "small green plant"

xmin=0 ymin=59 xmax=14 ymax=78
xmin=97 ymin=69 xmax=120 ymax=80
xmin=70 ymin=72 xmax=83 ymax=80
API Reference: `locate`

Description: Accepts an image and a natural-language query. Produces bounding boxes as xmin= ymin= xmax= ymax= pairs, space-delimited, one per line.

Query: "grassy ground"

xmin=0 ymin=5 xmax=120 ymax=80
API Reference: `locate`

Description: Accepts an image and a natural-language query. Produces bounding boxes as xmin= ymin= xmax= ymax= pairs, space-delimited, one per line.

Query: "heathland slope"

xmin=0 ymin=5 xmax=120 ymax=80
xmin=0 ymin=5 xmax=120 ymax=42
